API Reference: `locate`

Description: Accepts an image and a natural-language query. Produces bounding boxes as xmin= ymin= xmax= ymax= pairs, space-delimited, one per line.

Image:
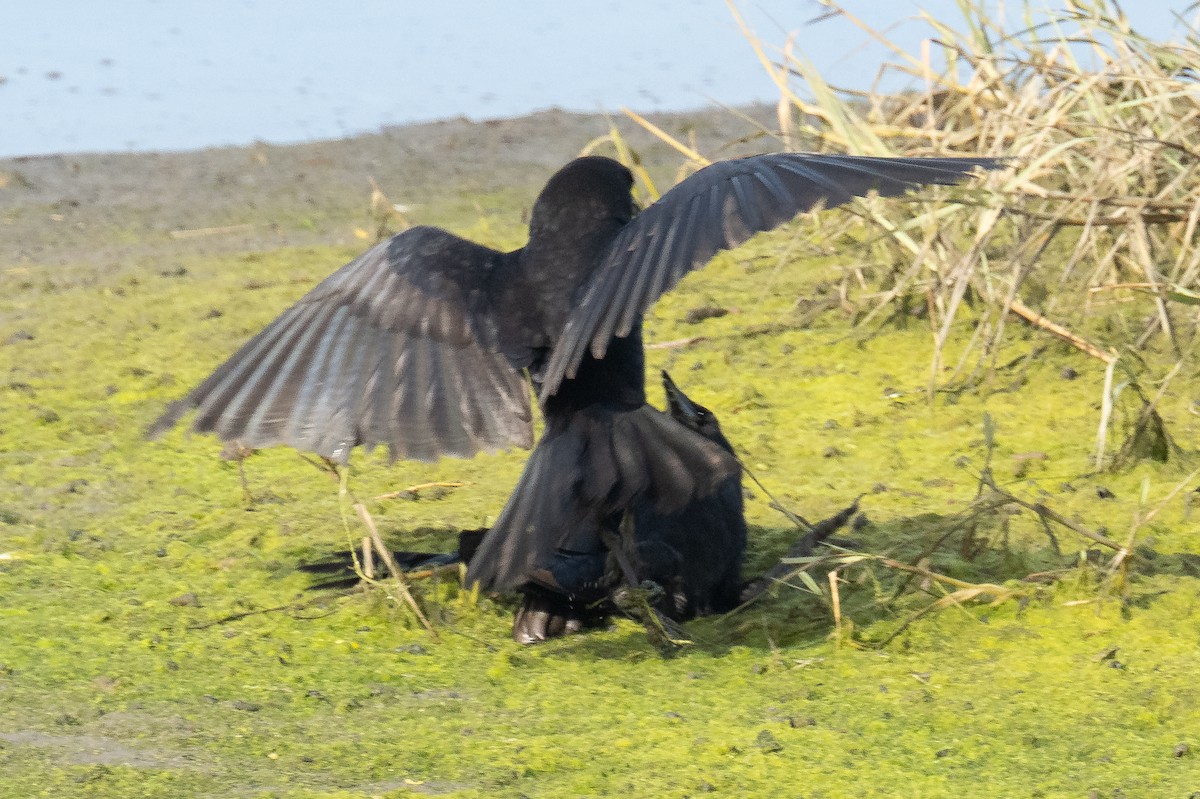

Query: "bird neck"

xmin=520 ymin=221 xmax=620 ymax=328
xmin=541 ymin=324 xmax=646 ymax=415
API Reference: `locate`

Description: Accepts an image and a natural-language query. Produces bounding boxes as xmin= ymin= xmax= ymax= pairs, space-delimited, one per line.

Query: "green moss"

xmin=2 ymin=198 xmax=1198 ymax=799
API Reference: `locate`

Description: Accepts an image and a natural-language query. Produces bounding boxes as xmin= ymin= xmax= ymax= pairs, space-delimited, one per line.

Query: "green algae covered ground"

xmin=3 ymin=128 xmax=1199 ymax=798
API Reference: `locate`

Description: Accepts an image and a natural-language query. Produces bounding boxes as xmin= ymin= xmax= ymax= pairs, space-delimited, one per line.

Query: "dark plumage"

xmin=150 ymin=153 xmax=999 ymax=463
xmin=150 ymin=151 xmax=1002 ymax=627
xmin=494 ymin=371 xmax=748 ymax=643
xmin=299 ymin=372 xmax=747 ymax=643
xmin=636 ymin=370 xmax=746 ymax=618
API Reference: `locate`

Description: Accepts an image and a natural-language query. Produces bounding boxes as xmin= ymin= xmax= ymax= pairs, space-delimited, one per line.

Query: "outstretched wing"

xmin=149 ymin=225 xmax=533 ymax=463
xmin=539 ymin=153 xmax=1004 ymax=400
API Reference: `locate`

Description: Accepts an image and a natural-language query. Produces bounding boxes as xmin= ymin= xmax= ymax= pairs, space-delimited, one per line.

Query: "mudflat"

xmin=1 ymin=105 xmax=775 ymax=270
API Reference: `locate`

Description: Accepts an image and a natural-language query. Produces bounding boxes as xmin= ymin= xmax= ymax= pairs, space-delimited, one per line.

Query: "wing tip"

xmin=145 ymin=399 xmax=192 ymax=440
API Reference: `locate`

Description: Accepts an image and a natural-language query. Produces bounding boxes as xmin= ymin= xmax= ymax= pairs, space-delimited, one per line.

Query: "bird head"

xmin=528 ymin=156 xmax=636 ymax=239
xmin=661 ymin=370 xmax=732 ymax=453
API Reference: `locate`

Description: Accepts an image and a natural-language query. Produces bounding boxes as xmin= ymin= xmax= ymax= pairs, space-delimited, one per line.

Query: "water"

xmin=0 ymin=0 xmax=1190 ymax=158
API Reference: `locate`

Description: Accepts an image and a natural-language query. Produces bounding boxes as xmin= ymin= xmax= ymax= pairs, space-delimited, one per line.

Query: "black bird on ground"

xmin=301 ymin=371 xmax=747 ymax=642
xmin=150 ymin=151 xmax=1001 ymax=627
xmin=500 ymin=370 xmax=749 ymax=643
xmin=639 ymin=370 xmax=746 ymax=617
xmin=300 ymin=370 xmax=856 ymax=643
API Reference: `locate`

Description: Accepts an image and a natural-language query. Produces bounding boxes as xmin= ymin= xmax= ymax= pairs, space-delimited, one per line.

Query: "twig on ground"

xmin=980 ymin=474 xmax=1123 ymax=551
xmin=169 ymin=223 xmax=255 ymax=239
xmin=741 ymin=464 xmax=813 ymax=532
xmin=347 ymin=476 xmax=438 ymax=639
xmin=1110 ymin=469 xmax=1200 ymax=577
xmin=873 ymin=580 xmax=1018 ymax=649
xmin=1006 ymin=299 xmax=1117 ymax=364
xmin=828 ymin=570 xmax=843 ymax=642
xmin=374 ymin=481 xmax=468 ymax=501
xmin=734 ymin=498 xmax=861 ymax=610
xmin=1095 ymin=357 xmax=1119 ymax=469
xmin=189 ymin=594 xmax=349 ymax=630
xmin=645 ymin=310 xmax=840 ymax=353
xmin=299 ymin=455 xmax=438 ymax=638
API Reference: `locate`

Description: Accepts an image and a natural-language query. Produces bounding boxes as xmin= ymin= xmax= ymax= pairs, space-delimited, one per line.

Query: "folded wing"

xmin=539 ymin=153 xmax=1004 ymax=400
xmin=467 ymin=402 xmax=740 ymax=594
xmin=149 ymin=225 xmax=533 ymax=463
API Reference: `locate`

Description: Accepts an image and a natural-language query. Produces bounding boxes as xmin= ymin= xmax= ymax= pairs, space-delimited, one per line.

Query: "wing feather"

xmin=149 ymin=225 xmax=533 ymax=463
xmin=540 ymin=153 xmax=1003 ymax=398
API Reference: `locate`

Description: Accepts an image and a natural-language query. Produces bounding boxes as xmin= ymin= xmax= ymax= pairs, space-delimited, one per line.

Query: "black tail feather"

xmin=465 ymin=402 xmax=740 ymax=596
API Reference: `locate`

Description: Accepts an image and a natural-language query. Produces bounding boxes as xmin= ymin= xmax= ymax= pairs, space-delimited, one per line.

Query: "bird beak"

xmin=661 ymin=370 xmax=701 ymax=424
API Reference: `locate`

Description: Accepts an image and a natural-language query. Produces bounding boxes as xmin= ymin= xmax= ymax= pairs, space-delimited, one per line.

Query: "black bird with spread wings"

xmin=508 ymin=370 xmax=749 ymax=643
xmin=296 ymin=371 xmax=748 ymax=644
xmin=150 ymin=152 xmax=1001 ymax=603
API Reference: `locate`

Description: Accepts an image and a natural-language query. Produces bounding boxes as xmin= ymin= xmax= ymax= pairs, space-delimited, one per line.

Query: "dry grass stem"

xmin=361 ymin=535 xmax=374 ymax=580
xmin=1095 ymin=357 xmax=1119 ymax=468
xmin=828 ymin=570 xmax=843 ymax=640
xmin=980 ymin=474 xmax=1123 ymax=551
xmin=618 ymin=2 xmax=1200 ymax=422
xmin=169 ymin=223 xmax=255 ymax=240
xmin=298 ymin=455 xmax=437 ymax=636
xmin=374 ymin=481 xmax=468 ymax=501
xmin=351 ymin=498 xmax=438 ymax=639
xmin=1006 ymin=298 xmax=1117 ymax=363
